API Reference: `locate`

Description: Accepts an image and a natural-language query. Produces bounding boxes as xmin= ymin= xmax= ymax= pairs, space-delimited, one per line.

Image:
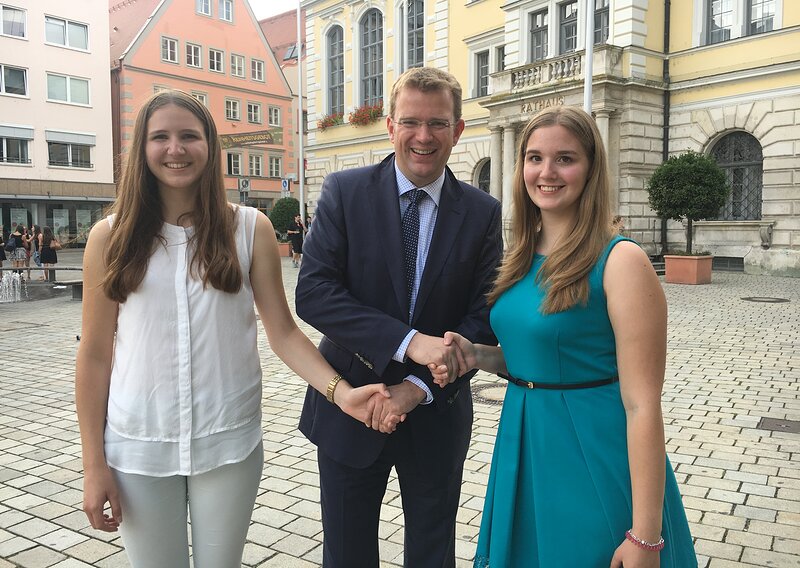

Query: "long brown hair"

xmin=42 ymin=226 xmax=55 ymax=248
xmin=103 ymin=90 xmax=242 ymax=302
xmin=488 ymin=106 xmax=613 ymax=313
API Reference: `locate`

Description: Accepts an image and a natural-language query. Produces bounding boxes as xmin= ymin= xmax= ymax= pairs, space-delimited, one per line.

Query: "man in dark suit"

xmin=295 ymin=67 xmax=503 ymax=568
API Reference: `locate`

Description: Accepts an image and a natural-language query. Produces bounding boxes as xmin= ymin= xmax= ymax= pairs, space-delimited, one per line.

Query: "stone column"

xmin=501 ymin=124 xmax=517 ymax=223
xmin=489 ymin=126 xmax=502 ymax=202
xmin=595 ymin=109 xmax=610 ymax=149
xmin=595 ymin=109 xmax=617 ymax=211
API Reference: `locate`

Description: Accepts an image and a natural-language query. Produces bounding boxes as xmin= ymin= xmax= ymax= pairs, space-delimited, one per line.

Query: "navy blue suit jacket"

xmin=296 ymin=154 xmax=503 ymax=472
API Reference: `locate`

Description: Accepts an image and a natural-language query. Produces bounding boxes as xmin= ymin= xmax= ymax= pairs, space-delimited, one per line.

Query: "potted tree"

xmin=269 ymin=197 xmax=300 ymax=258
xmin=646 ymin=151 xmax=730 ymax=284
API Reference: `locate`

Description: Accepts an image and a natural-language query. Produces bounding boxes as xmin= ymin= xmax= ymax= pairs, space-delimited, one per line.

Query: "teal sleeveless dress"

xmin=473 ymin=236 xmax=696 ymax=568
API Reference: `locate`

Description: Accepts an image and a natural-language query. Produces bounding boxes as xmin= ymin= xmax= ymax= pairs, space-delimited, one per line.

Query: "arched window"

xmin=327 ymin=26 xmax=344 ymax=115
xmin=477 ymin=159 xmax=491 ymax=193
xmin=710 ymin=131 xmax=763 ymax=220
xmin=360 ymin=9 xmax=383 ymax=106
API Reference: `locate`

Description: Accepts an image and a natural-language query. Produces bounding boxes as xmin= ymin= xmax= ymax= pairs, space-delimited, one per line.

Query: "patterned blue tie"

xmin=402 ymin=189 xmax=422 ymax=319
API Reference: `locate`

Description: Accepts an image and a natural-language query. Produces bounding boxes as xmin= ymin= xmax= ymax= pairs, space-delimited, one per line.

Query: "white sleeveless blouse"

xmin=104 ymin=205 xmax=262 ymax=476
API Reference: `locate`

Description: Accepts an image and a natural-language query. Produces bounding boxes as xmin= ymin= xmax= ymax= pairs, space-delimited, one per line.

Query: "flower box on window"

xmin=348 ymin=101 xmax=383 ymax=127
xmin=317 ymin=112 xmax=344 ymax=132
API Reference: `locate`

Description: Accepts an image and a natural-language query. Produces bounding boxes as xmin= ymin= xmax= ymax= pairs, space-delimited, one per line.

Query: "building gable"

xmin=109 ymin=0 xmax=164 ymax=65
xmin=112 ymin=0 xmax=291 ymax=98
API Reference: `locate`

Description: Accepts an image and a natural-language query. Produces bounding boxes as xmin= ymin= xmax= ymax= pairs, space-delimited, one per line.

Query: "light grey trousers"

xmin=111 ymin=442 xmax=263 ymax=568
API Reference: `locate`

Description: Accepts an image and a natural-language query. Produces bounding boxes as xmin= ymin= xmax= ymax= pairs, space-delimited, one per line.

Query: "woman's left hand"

xmin=609 ymin=540 xmax=660 ymax=568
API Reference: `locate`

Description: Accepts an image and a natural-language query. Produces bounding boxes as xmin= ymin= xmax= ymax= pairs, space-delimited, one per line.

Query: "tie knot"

xmin=408 ymin=188 xmax=421 ymax=205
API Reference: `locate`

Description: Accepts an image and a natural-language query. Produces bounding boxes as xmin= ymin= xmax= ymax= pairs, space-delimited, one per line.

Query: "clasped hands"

xmin=356 ymin=332 xmax=477 ymax=434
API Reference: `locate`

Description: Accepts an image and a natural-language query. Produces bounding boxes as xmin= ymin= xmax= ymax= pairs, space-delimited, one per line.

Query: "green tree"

xmin=269 ymin=197 xmax=299 ymax=240
xmin=646 ymin=151 xmax=729 ymax=254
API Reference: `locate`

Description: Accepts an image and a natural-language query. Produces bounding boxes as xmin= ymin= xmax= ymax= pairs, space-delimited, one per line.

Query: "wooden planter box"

xmin=277 ymin=242 xmax=292 ymax=257
xmin=664 ymin=255 xmax=713 ymax=285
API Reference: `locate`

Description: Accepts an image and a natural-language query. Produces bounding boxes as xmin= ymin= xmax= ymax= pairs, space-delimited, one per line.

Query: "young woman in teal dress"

xmin=431 ymin=107 xmax=696 ymax=568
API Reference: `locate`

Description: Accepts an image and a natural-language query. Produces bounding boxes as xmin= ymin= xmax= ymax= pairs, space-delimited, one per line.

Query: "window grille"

xmin=710 ymin=131 xmax=763 ymax=220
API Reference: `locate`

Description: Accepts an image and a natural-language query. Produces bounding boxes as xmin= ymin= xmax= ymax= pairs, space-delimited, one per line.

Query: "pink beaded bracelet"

xmin=625 ymin=529 xmax=665 ymax=551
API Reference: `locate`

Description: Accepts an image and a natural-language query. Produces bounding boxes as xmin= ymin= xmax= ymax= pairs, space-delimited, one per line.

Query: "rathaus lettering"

xmin=521 ymin=97 xmax=565 ymax=114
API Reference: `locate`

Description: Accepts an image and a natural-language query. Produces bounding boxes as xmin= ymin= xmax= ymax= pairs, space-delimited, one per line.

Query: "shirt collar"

xmin=394 ymin=162 xmax=444 ymax=207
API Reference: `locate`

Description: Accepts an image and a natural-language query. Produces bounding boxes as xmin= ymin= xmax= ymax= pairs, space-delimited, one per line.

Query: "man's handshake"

xmin=362 ymin=332 xmax=478 ymax=434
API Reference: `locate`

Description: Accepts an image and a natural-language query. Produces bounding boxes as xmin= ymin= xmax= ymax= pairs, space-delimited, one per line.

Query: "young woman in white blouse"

xmin=75 ymin=90 xmax=392 ymax=568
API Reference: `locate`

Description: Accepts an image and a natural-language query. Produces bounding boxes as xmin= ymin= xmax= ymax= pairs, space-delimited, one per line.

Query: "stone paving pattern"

xmin=0 ymin=255 xmax=798 ymax=567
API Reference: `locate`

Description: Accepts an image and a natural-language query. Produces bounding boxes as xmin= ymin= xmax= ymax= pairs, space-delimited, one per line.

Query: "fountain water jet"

xmin=0 ymin=272 xmax=28 ymax=303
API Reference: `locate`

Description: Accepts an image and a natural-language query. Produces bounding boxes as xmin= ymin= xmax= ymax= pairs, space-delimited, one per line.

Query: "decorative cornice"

xmin=669 ymin=61 xmax=800 ymax=94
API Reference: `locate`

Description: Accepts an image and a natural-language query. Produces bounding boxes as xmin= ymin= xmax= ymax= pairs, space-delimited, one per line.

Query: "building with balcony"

xmin=302 ymin=0 xmax=800 ymax=276
xmin=109 ymin=0 xmax=297 ymax=214
xmin=0 ymin=0 xmax=115 ymax=242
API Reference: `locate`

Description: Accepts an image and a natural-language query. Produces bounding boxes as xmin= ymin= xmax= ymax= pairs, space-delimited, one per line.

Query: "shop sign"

xmin=219 ymin=128 xmax=283 ymax=149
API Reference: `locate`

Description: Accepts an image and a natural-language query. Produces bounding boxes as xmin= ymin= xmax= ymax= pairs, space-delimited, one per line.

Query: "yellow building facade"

xmin=303 ymin=0 xmax=800 ymax=276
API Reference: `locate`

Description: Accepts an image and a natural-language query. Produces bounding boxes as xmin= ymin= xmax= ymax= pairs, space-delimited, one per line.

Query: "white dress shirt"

xmin=392 ymin=164 xmax=446 ymax=404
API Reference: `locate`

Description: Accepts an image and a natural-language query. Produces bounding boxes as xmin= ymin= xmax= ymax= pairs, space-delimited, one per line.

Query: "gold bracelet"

xmin=326 ymin=373 xmax=343 ymax=405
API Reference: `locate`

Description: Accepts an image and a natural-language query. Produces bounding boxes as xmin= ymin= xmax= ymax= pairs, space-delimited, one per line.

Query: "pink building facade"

xmin=109 ymin=0 xmax=296 ymax=213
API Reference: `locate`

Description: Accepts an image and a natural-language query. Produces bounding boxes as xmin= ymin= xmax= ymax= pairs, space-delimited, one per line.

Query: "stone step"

xmin=651 ymin=261 xmax=665 ymax=276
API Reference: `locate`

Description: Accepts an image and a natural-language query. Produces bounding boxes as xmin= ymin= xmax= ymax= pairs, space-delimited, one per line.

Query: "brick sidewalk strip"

xmin=1 ymin=263 xmax=798 ymax=567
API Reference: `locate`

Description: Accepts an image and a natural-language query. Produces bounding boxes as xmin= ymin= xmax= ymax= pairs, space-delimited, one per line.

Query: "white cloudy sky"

xmin=249 ymin=0 xmax=301 ymax=20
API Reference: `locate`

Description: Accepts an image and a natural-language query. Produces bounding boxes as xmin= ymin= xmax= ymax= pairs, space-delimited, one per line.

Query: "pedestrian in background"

xmin=287 ymin=213 xmax=304 ymax=268
xmin=0 ymin=226 xmax=6 ymax=269
xmin=20 ymin=225 xmax=33 ymax=280
xmin=9 ymin=224 xmax=27 ymax=276
xmin=75 ymin=90 xmax=390 ymax=568
xmin=39 ymin=226 xmax=60 ymax=281
xmin=28 ymin=224 xmax=41 ymax=280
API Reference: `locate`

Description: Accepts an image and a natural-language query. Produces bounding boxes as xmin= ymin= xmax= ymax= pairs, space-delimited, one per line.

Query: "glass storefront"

xmin=1 ymin=200 xmax=107 ymax=246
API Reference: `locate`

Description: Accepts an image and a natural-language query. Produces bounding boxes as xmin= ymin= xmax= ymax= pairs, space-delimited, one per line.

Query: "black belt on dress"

xmin=498 ymin=373 xmax=619 ymax=390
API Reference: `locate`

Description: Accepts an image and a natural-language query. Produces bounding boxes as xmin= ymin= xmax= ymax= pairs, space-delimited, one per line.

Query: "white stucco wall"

xmin=0 ymin=0 xmax=114 ymax=185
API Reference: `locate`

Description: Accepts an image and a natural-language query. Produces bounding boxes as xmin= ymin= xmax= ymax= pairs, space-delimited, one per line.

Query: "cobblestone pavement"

xmin=1 ymin=259 xmax=798 ymax=567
